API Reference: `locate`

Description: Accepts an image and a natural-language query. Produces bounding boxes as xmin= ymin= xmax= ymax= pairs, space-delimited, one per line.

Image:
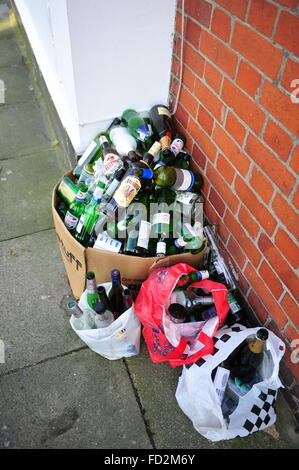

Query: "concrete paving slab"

xmin=0 ymin=34 xmax=23 ymax=66
xmin=0 ymin=349 xmax=152 ymax=449
xmin=0 ymin=229 xmax=84 ymax=374
xmin=0 ymin=65 xmax=34 ymax=105
xmin=0 ymin=149 xmax=66 ymax=240
xmin=126 ymin=342 xmax=298 ymax=449
xmin=0 ymin=101 xmax=57 ymax=159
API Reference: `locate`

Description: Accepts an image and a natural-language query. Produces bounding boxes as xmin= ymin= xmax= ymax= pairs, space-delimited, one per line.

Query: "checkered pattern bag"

xmin=175 ymin=324 xmax=285 ymax=441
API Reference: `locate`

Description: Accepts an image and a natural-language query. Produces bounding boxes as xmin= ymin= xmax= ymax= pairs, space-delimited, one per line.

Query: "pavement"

xmin=0 ymin=0 xmax=298 ymax=451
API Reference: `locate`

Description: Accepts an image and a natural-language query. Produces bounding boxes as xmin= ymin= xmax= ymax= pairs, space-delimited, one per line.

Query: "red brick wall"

xmin=169 ymin=0 xmax=299 ymax=386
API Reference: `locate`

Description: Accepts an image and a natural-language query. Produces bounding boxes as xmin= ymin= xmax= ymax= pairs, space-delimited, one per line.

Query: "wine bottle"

xmin=122 ymin=288 xmax=133 ymax=310
xmin=108 ymin=269 xmax=125 ymax=319
xmin=121 ymin=109 xmax=153 ymax=145
xmin=149 ymin=104 xmax=175 ymax=149
xmin=154 ymin=166 xmax=203 ymax=193
xmin=168 ymin=303 xmax=188 ymax=323
xmin=170 ymin=290 xmax=214 ymax=309
xmin=109 ymin=124 xmax=139 ymax=163
xmin=227 ymin=328 xmax=269 ymax=385
xmin=175 ymin=270 xmax=209 ymax=289
xmin=173 ymin=151 xmax=191 ymax=169
xmin=102 ymin=167 xmax=127 ymax=201
xmin=97 ymin=285 xmax=112 ymax=311
xmin=170 ymin=134 xmax=186 ymax=157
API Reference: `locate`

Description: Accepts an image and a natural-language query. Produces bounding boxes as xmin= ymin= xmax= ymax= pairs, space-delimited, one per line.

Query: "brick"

xmin=225 ymin=112 xmax=246 ymax=146
xmin=248 ymin=289 xmax=269 ymax=324
xmin=185 ymin=17 xmax=202 ymax=50
xmin=231 ymin=22 xmax=283 ymax=80
xmin=211 ymin=8 xmax=231 ymax=43
xmin=224 ymin=209 xmax=262 ymax=267
xmin=272 ymin=192 xmax=299 ymax=239
xmin=216 ymin=154 xmax=235 ymax=184
xmin=284 ymin=323 xmax=299 ymax=345
xmin=204 ymin=62 xmax=222 ymax=94
xmin=292 ymin=186 xmax=299 ymax=211
xmin=221 ymin=78 xmax=265 ymax=135
xmin=197 ymin=105 xmax=214 ymax=135
xmin=258 ymin=232 xmax=299 ymax=301
xmin=185 ymin=0 xmax=212 ymax=28
xmin=249 ymin=167 xmax=274 ymax=204
xmin=275 ymin=228 xmax=299 ymax=270
xmin=209 ymin=187 xmax=226 ymax=217
xmin=263 ymin=119 xmax=294 ymax=162
xmin=199 ymin=30 xmax=238 ymax=78
xmin=245 ymin=134 xmax=296 ymax=197
xmin=184 ymin=42 xmax=205 ymax=77
xmin=275 ymin=11 xmax=299 ymax=57
xmin=227 ymin=235 xmax=247 ymax=270
xmin=247 ymin=0 xmax=278 ymax=37
xmin=244 ymin=263 xmax=289 ymax=328
xmin=290 ymin=145 xmax=299 ymax=175
xmin=187 ymin=117 xmax=217 ymax=162
xmin=194 ymin=79 xmax=226 ymax=123
xmin=236 ymin=61 xmax=262 ymax=98
xmin=204 ymin=198 xmax=222 ymax=226
xmin=213 ymin=124 xmax=251 ymax=177
xmin=215 ymin=0 xmax=248 ymax=19
xmin=206 ymin=163 xmax=240 ymax=214
xmin=281 ymin=292 xmax=299 ymax=329
xmin=238 ymin=204 xmax=260 ymax=240
xmin=267 ymin=321 xmax=299 ymax=382
xmin=259 ymin=261 xmax=284 ymax=300
xmin=274 ymin=0 xmax=299 ymax=7
xmin=192 ymin=143 xmax=207 ymax=170
xmin=174 ymin=103 xmax=189 ymax=130
xmin=175 ymin=10 xmax=186 ymax=37
xmin=235 ymin=175 xmax=277 ymax=236
xmin=281 ymin=58 xmax=299 ymax=94
xmin=260 ymin=80 xmax=299 ymax=138
xmin=180 ymin=86 xmax=198 ymax=118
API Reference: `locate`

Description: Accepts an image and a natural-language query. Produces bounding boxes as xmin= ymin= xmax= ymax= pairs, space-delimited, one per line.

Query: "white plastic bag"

xmin=175 ymin=324 xmax=285 ymax=441
xmin=70 ymin=282 xmax=141 ymax=360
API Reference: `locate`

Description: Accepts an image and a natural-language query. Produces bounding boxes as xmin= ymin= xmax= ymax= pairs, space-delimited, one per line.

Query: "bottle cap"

xmin=168 ymin=303 xmax=187 ymax=320
xmin=140 ymin=169 xmax=154 ymax=179
xmin=86 ymin=272 xmax=95 ymax=280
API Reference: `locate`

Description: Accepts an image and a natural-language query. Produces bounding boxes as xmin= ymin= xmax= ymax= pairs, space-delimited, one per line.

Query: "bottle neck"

xmin=247 ymin=338 xmax=266 ymax=354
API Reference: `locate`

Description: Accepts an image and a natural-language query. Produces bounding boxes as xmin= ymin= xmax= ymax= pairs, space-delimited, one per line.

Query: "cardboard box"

xmin=52 ymin=171 xmax=207 ymax=299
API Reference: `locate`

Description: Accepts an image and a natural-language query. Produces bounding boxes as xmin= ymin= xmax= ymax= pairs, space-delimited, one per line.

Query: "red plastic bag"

xmin=135 ymin=263 xmax=230 ymax=367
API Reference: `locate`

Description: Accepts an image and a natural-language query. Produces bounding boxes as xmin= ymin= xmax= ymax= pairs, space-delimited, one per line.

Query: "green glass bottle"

xmin=173 ymin=151 xmax=191 ymax=169
xmin=64 ymin=183 xmax=88 ymax=232
xmin=154 ymin=166 xmax=203 ymax=193
xmin=170 ymin=134 xmax=186 ymax=157
xmin=86 ymin=272 xmax=99 ymax=310
xmin=57 ymin=177 xmax=79 ymax=205
xmin=175 ymin=270 xmax=209 ymax=289
xmin=73 ymin=137 xmax=102 ymax=177
xmin=74 ymin=181 xmax=106 ymax=246
xmin=123 ymin=199 xmax=151 ymax=257
xmin=121 ymin=109 xmax=153 ymax=147
xmin=174 ymin=223 xmax=206 ymax=254
xmin=108 ymin=269 xmax=125 ymax=319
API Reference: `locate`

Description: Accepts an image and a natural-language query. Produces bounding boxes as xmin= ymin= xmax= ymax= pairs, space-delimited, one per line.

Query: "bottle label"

xmin=58 ymin=179 xmax=77 ymax=203
xmin=76 ymin=140 xmax=98 ymax=167
xmin=94 ymin=234 xmax=122 ymax=253
xmin=156 ymin=241 xmax=166 ymax=255
xmin=76 ymin=190 xmax=87 ymax=202
xmin=152 ymin=212 xmax=170 ymax=225
xmin=137 ymin=124 xmax=151 ymax=142
xmin=75 ymin=214 xmax=86 ymax=234
xmin=64 ymin=211 xmax=78 ymax=229
xmin=171 ymin=138 xmax=184 ymax=156
xmin=93 ymin=185 xmax=105 ymax=201
xmin=105 ymin=179 xmax=119 ymax=198
xmin=157 ymin=106 xmax=171 ymax=118
xmin=160 ymin=134 xmax=171 ymax=150
xmin=137 ymin=221 xmax=152 ymax=249
xmin=113 ymin=176 xmax=141 ymax=208
xmin=103 ymin=153 xmax=122 ymax=177
xmin=99 ymin=135 xmax=108 ymax=145
xmin=171 ymin=169 xmax=194 ymax=191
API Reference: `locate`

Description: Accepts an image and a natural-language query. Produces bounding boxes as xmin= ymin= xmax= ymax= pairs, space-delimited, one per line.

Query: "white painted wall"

xmin=15 ymin=0 xmax=177 ymax=154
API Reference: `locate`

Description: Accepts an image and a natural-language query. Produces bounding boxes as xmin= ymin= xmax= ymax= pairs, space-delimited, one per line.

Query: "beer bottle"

xmin=102 ymin=167 xmax=127 ymax=202
xmin=108 ymin=269 xmax=125 ymax=319
xmin=64 ymin=183 xmax=88 ymax=232
xmin=74 ymin=182 xmax=106 ymax=246
xmin=73 ymin=136 xmax=102 ymax=177
xmin=141 ymin=141 xmax=162 ymax=167
xmin=67 ymin=300 xmax=95 ymax=330
xmin=174 ymin=223 xmax=206 ymax=254
xmin=86 ymin=272 xmax=99 ymax=310
xmin=175 ymin=270 xmax=209 ymax=289
xmin=99 ymin=135 xmax=123 ymax=178
xmin=97 ymin=285 xmax=112 ymax=311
